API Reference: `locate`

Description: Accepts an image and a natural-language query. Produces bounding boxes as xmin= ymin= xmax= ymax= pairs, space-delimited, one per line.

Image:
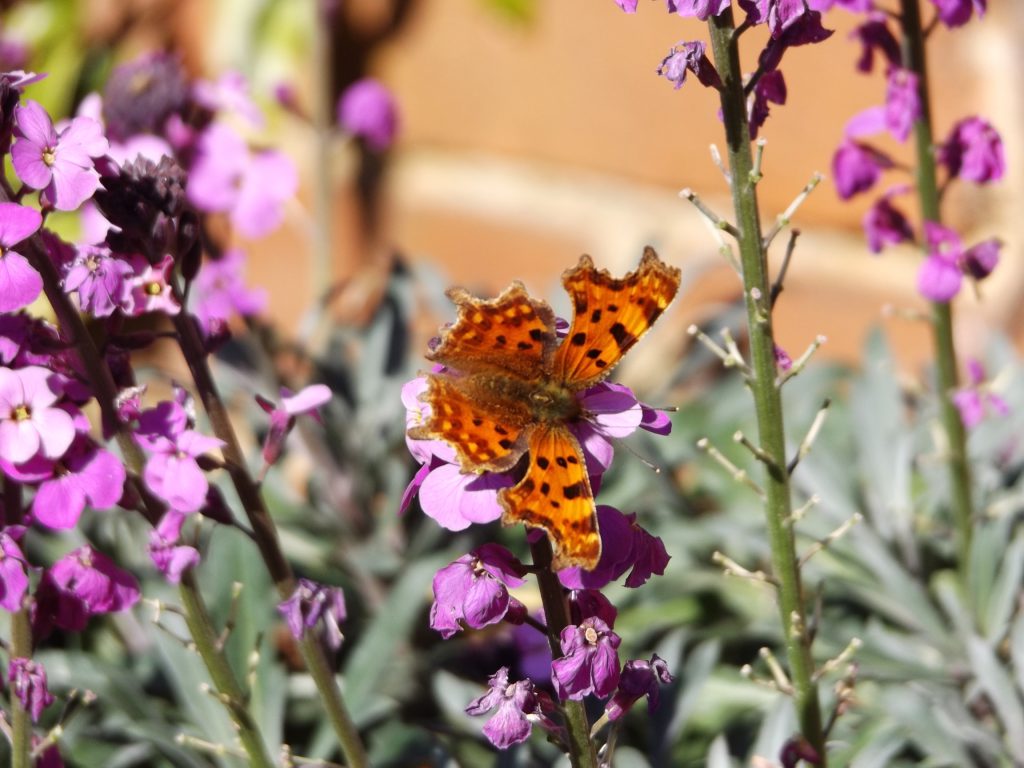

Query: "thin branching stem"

xmin=706 ymin=9 xmax=827 ymax=761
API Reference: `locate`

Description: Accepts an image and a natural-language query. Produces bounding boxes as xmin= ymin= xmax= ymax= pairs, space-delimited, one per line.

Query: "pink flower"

xmin=255 ymin=384 xmax=332 ymax=468
xmin=191 ymin=248 xmax=266 ymax=333
xmin=0 ymin=201 xmax=42 ymax=312
xmin=148 ymin=510 xmax=200 ymax=584
xmin=465 ymin=667 xmax=558 ymax=749
xmin=551 ymin=616 xmax=622 ymax=700
xmin=277 ymin=578 xmax=348 ymax=650
xmin=12 ymin=100 xmax=108 ymax=211
xmin=0 ymin=365 xmax=76 ymax=464
xmin=940 ymin=116 xmax=1005 ymax=184
xmin=62 ymin=244 xmax=136 ymax=317
xmin=33 ymin=546 xmax=140 ymax=635
xmin=337 ymin=79 xmax=399 ymax=152
xmin=430 ymin=545 xmax=527 ymax=639
xmin=129 ymin=254 xmax=180 ymax=316
xmin=953 ymin=359 xmax=1009 ymax=429
xmin=0 ymin=528 xmax=30 ymax=610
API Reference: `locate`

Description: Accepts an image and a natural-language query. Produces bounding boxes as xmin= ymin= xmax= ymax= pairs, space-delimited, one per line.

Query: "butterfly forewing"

xmin=428 ymin=283 xmax=559 ymax=379
xmin=551 ymin=247 xmax=681 ymax=389
xmin=410 ymin=375 xmax=530 ymax=473
xmin=499 ymin=424 xmax=599 ymax=570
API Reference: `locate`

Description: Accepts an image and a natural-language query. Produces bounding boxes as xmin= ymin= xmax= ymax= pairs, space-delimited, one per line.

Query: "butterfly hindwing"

xmin=551 ymin=247 xmax=681 ymax=389
xmin=409 ymin=374 xmax=529 ymax=473
xmin=499 ymin=424 xmax=599 ymax=570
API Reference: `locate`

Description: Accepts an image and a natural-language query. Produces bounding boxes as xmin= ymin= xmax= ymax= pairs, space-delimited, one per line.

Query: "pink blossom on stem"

xmin=0 ymin=201 xmax=42 ymax=312
xmin=0 ymin=365 xmax=75 ymax=464
xmin=255 ymin=384 xmax=332 ymax=468
xmin=604 ymin=654 xmax=674 ymax=721
xmin=430 ymin=544 xmax=527 ymax=639
xmin=551 ymin=616 xmax=621 ymax=700
xmin=465 ymin=667 xmax=558 ymax=749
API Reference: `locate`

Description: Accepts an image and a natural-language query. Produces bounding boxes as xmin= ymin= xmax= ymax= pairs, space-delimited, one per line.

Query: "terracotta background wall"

xmin=188 ymin=1 xmax=1021 ymax=372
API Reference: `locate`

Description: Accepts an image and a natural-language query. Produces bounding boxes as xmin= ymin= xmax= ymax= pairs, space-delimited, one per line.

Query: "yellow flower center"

xmin=584 ymin=626 xmax=599 ymax=644
xmin=12 ymin=404 xmax=30 ymax=421
xmin=42 ymin=147 xmax=56 ymax=167
xmin=145 ymin=281 xmax=162 ymax=296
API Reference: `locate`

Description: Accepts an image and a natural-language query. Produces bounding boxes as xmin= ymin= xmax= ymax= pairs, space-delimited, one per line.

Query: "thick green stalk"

xmin=706 ymin=10 xmax=826 ymax=761
xmin=171 ymin=309 xmax=368 ymax=768
xmin=10 ymin=612 xmax=32 ymax=767
xmin=530 ymin=538 xmax=598 ymax=768
xmin=898 ymin=0 xmax=973 ymax=566
xmin=16 ymin=229 xmax=276 ymax=768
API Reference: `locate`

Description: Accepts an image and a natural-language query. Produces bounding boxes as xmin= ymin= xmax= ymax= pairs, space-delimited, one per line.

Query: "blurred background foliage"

xmin=3 ymin=0 xmax=1022 ymax=766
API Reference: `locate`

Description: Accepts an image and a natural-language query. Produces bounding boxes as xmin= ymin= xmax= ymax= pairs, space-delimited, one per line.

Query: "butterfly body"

xmin=411 ymin=248 xmax=681 ymax=569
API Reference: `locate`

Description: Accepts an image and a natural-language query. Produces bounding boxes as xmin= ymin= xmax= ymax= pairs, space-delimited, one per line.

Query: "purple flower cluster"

xmin=0 ymin=54 xmax=314 ymax=747
xmin=405 ymin=341 xmax=675 ymax=748
xmin=826 ymin=1 xmax=1003 ymax=303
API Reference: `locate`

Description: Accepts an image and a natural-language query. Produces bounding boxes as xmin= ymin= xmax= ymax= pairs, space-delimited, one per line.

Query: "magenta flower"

xmin=551 ymin=616 xmax=621 ymax=700
xmin=613 ymin=0 xmax=639 ymax=10
xmin=63 ymin=244 xmax=135 ymax=317
xmin=338 ymin=78 xmax=399 ymax=152
xmin=953 ymin=359 xmax=1009 ymax=429
xmin=863 ymin=186 xmax=914 ymax=253
xmin=191 ymin=248 xmax=266 ymax=333
xmin=187 ymin=123 xmax=297 ymax=239
xmin=0 ymin=527 xmax=30 ymax=610
xmin=12 ymin=100 xmax=108 ymax=211
xmin=0 ymin=201 xmax=42 ymax=312
xmin=917 ymin=222 xmax=1001 ymax=302
xmin=832 ymin=139 xmax=892 ymax=199
xmin=465 ymin=667 xmax=557 ymax=750
xmin=568 ymin=587 xmax=618 ymax=628
xmin=277 ymin=578 xmax=348 ymax=650
xmin=883 ymin=68 xmax=920 ymax=143
xmin=255 ymin=384 xmax=332 ymax=468
xmin=750 ymin=69 xmax=786 ymax=140
xmin=9 ymin=658 xmax=54 ymax=723
xmin=667 ymin=0 xmax=731 ymax=19
xmin=558 ymin=506 xmax=668 ymax=590
xmin=148 ymin=510 xmax=200 ymax=584
xmin=850 ymin=15 xmax=900 ymax=74
xmin=929 ymin=0 xmax=985 ymax=28
xmin=657 ymin=41 xmax=722 ymax=90
xmin=0 ymin=365 xmax=76 ymax=464
xmin=34 ymin=546 xmax=140 ymax=635
xmin=940 ymin=117 xmax=1005 ymax=184
xmin=430 ymin=545 xmax=527 ymax=639
xmin=129 ymin=254 xmax=180 ymax=316
xmin=2 ymin=437 xmax=125 ymax=529
xmin=604 ymin=654 xmax=674 ymax=722
xmin=774 ymin=343 xmax=794 ymax=372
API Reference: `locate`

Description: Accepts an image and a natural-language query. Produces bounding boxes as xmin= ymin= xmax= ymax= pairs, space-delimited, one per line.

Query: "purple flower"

xmin=62 ymin=244 xmax=135 ymax=316
xmin=559 ymin=506 xmax=669 ymax=590
xmin=191 ymin=248 xmax=266 ymax=333
xmin=0 ymin=528 xmax=30 ymax=610
xmin=657 ymin=41 xmax=722 ymax=90
xmin=667 ymin=0 xmax=731 ymax=18
xmin=0 ymin=365 xmax=76 ymax=464
xmin=568 ymin=588 xmax=619 ymax=628
xmin=430 ymin=544 xmax=527 ymax=639
xmin=255 ymin=384 xmax=332 ymax=468
xmin=0 ymin=201 xmax=42 ymax=312
xmin=12 ymin=100 xmax=108 ymax=211
xmin=832 ymin=139 xmax=892 ymax=199
xmin=613 ymin=0 xmax=639 ymax=10
xmin=277 ymin=578 xmax=348 ymax=650
xmin=850 ymin=15 xmax=900 ymax=74
xmin=186 ymin=122 xmax=297 ymax=239
xmin=940 ymin=117 xmax=1005 ymax=184
xmin=883 ymin=68 xmax=920 ymax=143
xmin=337 ymin=79 xmax=399 ymax=152
xmin=194 ymin=71 xmax=264 ymax=128
xmin=863 ymin=186 xmax=914 ymax=253
xmin=148 ymin=510 xmax=200 ymax=584
xmin=34 ymin=546 xmax=140 ymax=634
xmin=2 ymin=437 xmax=125 ymax=529
xmin=136 ymin=402 xmax=224 ymax=514
xmin=916 ymin=222 xmax=1001 ymax=302
xmin=953 ymin=358 xmax=1009 ymax=429
xmin=754 ymin=2 xmax=834 ymax=71
xmin=808 ymin=0 xmax=872 ymax=9
xmin=929 ymin=0 xmax=985 ymax=28
xmin=551 ymin=616 xmax=621 ymax=700
xmin=8 ymin=658 xmax=54 ymax=723
xmin=774 ymin=343 xmax=793 ymax=371
xmin=465 ymin=667 xmax=557 ymax=750
xmin=961 ymin=238 xmax=1001 ymax=280
xmin=605 ymin=654 xmax=674 ymax=721
xmin=750 ymin=69 xmax=786 ymax=140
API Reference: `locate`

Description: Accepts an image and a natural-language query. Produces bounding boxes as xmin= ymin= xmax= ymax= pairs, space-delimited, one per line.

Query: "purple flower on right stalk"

xmin=604 ymin=654 xmax=674 ymax=721
xmin=12 ymin=100 xmax=108 ymax=211
xmin=940 ymin=116 xmax=1005 ymax=184
xmin=667 ymin=0 xmax=731 ymax=19
xmin=0 ymin=201 xmax=42 ymax=312
xmin=337 ymin=78 xmax=399 ymax=152
xmin=849 ymin=15 xmax=900 ymax=74
xmin=750 ymin=69 xmax=786 ymax=140
xmin=953 ymin=359 xmax=1009 ymax=429
xmin=255 ymin=384 xmax=332 ymax=468
xmin=430 ymin=544 xmax=527 ymax=639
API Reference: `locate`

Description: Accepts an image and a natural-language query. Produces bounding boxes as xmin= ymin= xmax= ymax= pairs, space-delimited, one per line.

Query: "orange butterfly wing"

xmin=409 ymin=374 xmax=530 ymax=474
xmin=427 ymin=282 xmax=558 ymax=378
xmin=551 ymin=247 xmax=681 ymax=389
xmin=499 ymin=424 xmax=599 ymax=570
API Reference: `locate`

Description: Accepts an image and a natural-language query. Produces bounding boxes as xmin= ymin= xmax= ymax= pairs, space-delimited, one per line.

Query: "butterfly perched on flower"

xmin=409 ymin=248 xmax=681 ymax=570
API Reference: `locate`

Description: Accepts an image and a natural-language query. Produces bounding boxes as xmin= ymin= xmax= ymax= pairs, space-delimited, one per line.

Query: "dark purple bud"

xmin=750 ymin=69 xmax=786 ymax=140
xmin=850 ymin=16 xmax=900 ymax=74
xmin=862 ymin=188 xmax=914 ymax=253
xmin=8 ymin=658 xmax=54 ymax=723
xmin=962 ymin=238 xmax=1001 ymax=280
xmin=667 ymin=0 xmax=731 ymax=18
xmin=605 ymin=654 xmax=674 ymax=721
xmin=781 ymin=736 xmax=822 ymax=767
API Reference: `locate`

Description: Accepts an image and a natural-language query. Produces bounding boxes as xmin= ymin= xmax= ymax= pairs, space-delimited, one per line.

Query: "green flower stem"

xmin=10 ymin=609 xmax=33 ymax=768
xmin=14 ymin=227 xmax=277 ymax=768
xmin=170 ymin=309 xmax=368 ymax=768
xmin=706 ymin=9 xmax=826 ymax=760
xmin=898 ymin=0 xmax=974 ymax=567
xmin=530 ymin=537 xmax=598 ymax=768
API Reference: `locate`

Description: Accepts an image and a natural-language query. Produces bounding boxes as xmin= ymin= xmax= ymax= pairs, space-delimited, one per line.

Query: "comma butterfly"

xmin=409 ymin=247 xmax=681 ymax=570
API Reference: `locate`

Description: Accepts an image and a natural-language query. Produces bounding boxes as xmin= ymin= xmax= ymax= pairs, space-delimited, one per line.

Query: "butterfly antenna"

xmin=622 ymin=440 xmax=662 ymax=474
